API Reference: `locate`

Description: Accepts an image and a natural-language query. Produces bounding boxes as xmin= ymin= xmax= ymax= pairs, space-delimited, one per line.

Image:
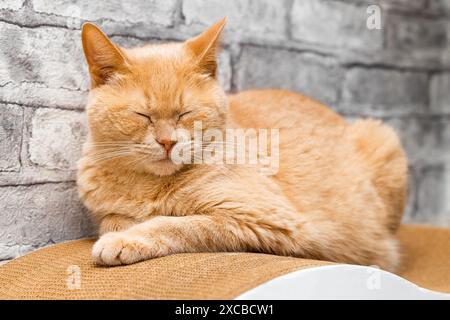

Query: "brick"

xmin=380 ymin=0 xmax=427 ymax=12
xmin=0 ymin=166 xmax=76 ymax=186
xmin=402 ymin=167 xmax=417 ymax=223
xmin=384 ymin=117 xmax=450 ymax=166
xmin=182 ymin=0 xmax=288 ymax=41
xmin=340 ymin=0 xmax=433 ymax=12
xmin=0 ymin=104 xmax=23 ymax=172
xmin=0 ymin=0 xmax=24 ymax=11
xmin=431 ymin=73 xmax=450 ymax=114
xmin=0 ymin=183 xmax=94 ymax=259
xmin=344 ymin=0 xmax=441 ymax=15
xmin=413 ymin=165 xmax=450 ymax=226
xmin=0 ymin=82 xmax=87 ymax=110
xmin=381 ymin=12 xmax=447 ymax=68
xmin=31 ymin=0 xmax=178 ymax=27
xmin=217 ymin=50 xmax=232 ymax=92
xmin=29 ymin=109 xmax=87 ymax=170
xmin=0 ymin=22 xmax=89 ymax=109
xmin=111 ymin=35 xmax=149 ymax=48
xmin=428 ymin=0 xmax=450 ymax=14
xmin=290 ymin=0 xmax=383 ymax=51
xmin=235 ymin=46 xmax=343 ymax=105
xmin=0 ymin=22 xmax=88 ymax=90
xmin=341 ymin=68 xmax=428 ymax=116
xmin=385 ymin=15 xmax=447 ymax=52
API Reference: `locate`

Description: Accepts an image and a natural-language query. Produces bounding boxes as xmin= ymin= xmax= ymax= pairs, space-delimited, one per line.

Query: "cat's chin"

xmin=143 ymin=159 xmax=183 ymax=177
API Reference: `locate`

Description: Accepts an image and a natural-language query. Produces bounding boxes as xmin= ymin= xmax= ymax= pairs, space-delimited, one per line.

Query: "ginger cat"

xmin=77 ymin=19 xmax=408 ymax=271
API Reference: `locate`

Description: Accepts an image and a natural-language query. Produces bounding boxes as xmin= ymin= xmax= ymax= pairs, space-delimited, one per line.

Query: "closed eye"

xmin=178 ymin=111 xmax=192 ymax=120
xmin=135 ymin=112 xmax=153 ymax=123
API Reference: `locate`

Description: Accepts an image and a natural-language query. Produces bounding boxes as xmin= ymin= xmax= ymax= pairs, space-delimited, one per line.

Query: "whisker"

xmin=88 ymin=142 xmax=161 ymax=150
xmin=90 ymin=145 xmax=160 ymax=150
xmin=88 ymin=151 xmax=135 ymax=162
xmin=127 ymin=154 xmax=149 ymax=168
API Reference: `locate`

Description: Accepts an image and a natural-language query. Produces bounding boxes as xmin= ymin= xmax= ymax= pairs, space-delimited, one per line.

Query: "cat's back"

xmin=228 ymin=88 xmax=407 ymax=235
xmin=228 ymin=89 xmax=346 ymax=129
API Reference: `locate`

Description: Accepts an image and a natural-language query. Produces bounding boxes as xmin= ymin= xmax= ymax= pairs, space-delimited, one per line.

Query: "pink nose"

xmin=156 ymin=139 xmax=176 ymax=153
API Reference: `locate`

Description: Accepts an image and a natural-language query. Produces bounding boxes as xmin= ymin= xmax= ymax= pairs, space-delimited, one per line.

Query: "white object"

xmin=236 ymin=265 xmax=450 ymax=300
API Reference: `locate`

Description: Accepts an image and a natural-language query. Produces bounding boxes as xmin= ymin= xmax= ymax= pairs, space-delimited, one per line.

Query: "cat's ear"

xmin=81 ymin=23 xmax=129 ymax=87
xmin=185 ymin=17 xmax=227 ymax=78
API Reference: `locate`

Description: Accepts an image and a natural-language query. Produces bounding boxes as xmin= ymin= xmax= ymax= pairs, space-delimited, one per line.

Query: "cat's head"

xmin=81 ymin=19 xmax=228 ymax=176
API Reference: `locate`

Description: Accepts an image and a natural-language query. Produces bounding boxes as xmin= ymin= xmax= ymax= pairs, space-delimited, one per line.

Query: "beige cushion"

xmin=0 ymin=224 xmax=448 ymax=299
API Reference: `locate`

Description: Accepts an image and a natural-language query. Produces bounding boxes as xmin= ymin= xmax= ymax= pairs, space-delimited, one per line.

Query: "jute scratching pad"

xmin=0 ymin=224 xmax=448 ymax=299
xmin=397 ymin=225 xmax=450 ymax=294
xmin=0 ymin=244 xmax=331 ymax=299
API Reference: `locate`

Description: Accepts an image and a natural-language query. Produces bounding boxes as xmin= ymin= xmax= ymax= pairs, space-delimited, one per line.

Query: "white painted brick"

xmin=29 ymin=109 xmax=87 ymax=170
xmin=0 ymin=22 xmax=90 ymax=109
xmin=31 ymin=0 xmax=178 ymax=27
xmin=0 ymin=104 xmax=23 ymax=172
xmin=0 ymin=183 xmax=94 ymax=259
xmin=414 ymin=165 xmax=450 ymax=227
xmin=0 ymin=0 xmax=24 ymax=11
xmin=236 ymin=46 xmax=343 ymax=105
xmin=384 ymin=117 xmax=450 ymax=166
xmin=182 ymin=0 xmax=288 ymax=41
xmin=380 ymin=0 xmax=427 ymax=11
xmin=291 ymin=0 xmax=383 ymax=51
xmin=0 ymin=82 xmax=87 ymax=110
xmin=341 ymin=68 xmax=428 ymax=116
xmin=431 ymin=73 xmax=450 ymax=114
xmin=218 ymin=50 xmax=232 ymax=92
xmin=385 ymin=15 xmax=447 ymax=53
xmin=427 ymin=0 xmax=450 ymax=14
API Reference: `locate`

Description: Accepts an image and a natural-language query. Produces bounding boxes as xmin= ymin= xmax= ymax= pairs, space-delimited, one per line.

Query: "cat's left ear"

xmin=185 ymin=17 xmax=227 ymax=78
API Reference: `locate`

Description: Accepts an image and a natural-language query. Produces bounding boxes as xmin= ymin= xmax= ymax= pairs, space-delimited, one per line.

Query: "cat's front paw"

xmin=92 ymin=232 xmax=164 ymax=266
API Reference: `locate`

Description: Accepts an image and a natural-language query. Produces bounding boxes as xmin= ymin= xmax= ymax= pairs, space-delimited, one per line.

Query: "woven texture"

xmin=397 ymin=224 xmax=450 ymax=294
xmin=0 ymin=224 xmax=448 ymax=299
xmin=0 ymin=241 xmax=330 ymax=299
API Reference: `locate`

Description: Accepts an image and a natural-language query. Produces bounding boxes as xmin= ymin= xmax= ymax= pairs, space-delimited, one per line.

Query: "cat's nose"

xmin=156 ymin=138 xmax=177 ymax=153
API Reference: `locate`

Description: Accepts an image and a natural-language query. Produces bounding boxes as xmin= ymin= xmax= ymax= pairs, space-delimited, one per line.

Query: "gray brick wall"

xmin=0 ymin=0 xmax=449 ymax=261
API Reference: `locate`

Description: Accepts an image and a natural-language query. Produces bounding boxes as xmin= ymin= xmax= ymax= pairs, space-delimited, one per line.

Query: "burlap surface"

xmin=397 ymin=224 xmax=450 ymax=294
xmin=0 ymin=224 xmax=448 ymax=299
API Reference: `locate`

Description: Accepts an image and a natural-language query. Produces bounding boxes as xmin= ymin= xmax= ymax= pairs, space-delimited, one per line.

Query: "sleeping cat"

xmin=77 ymin=18 xmax=408 ymax=271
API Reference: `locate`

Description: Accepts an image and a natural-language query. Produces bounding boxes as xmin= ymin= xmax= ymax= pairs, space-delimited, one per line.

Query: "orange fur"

xmin=77 ymin=20 xmax=408 ymax=271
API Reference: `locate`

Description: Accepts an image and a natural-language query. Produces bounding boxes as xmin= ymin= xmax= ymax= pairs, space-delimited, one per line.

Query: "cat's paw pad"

xmin=92 ymin=232 xmax=160 ymax=266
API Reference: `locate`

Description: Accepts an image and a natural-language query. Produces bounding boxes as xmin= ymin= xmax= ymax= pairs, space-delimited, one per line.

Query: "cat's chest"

xmin=87 ymin=169 xmax=195 ymax=219
xmin=79 ymin=163 xmax=251 ymax=220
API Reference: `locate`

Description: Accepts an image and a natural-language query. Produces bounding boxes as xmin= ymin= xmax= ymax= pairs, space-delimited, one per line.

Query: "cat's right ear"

xmin=81 ymin=23 xmax=129 ymax=88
